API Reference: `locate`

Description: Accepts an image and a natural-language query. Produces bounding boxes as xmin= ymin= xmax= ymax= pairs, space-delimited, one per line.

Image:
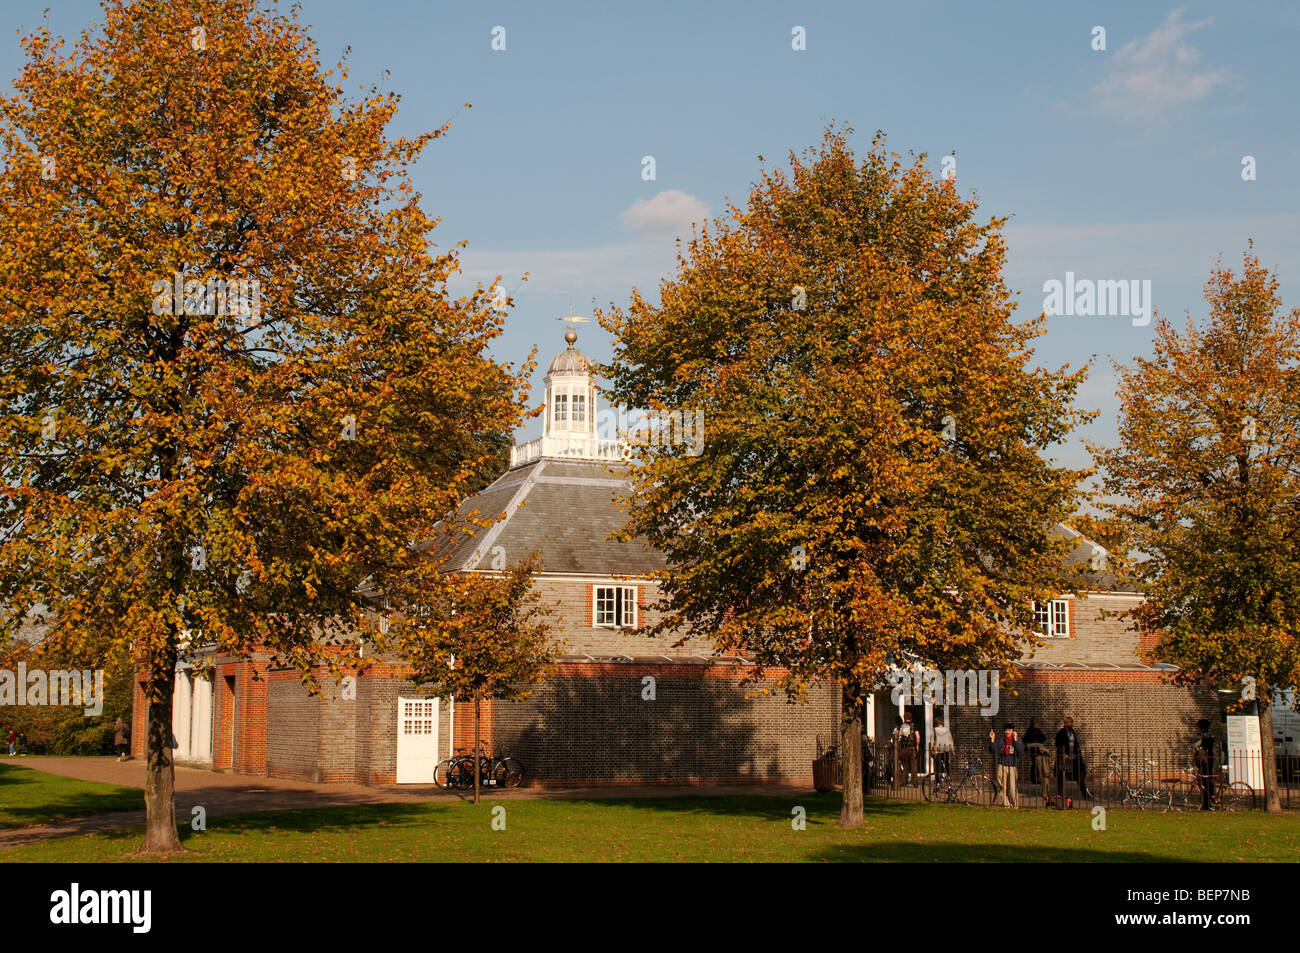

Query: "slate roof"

xmin=441 ymin=458 xmax=667 ymax=576
xmin=430 ymin=458 xmax=1124 ymax=589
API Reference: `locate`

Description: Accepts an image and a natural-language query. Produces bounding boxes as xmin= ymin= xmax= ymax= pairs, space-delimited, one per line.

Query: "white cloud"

xmin=450 ymin=238 xmax=679 ymax=296
xmin=449 ymin=192 xmax=712 ymax=296
xmin=619 ymin=189 xmax=710 ymax=235
xmin=1091 ymin=9 xmax=1229 ymax=121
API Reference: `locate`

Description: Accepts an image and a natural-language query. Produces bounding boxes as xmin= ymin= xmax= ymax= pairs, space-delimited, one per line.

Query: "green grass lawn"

xmin=0 ymin=760 xmax=142 ymax=830
xmin=4 ymin=791 xmax=1300 ymax=862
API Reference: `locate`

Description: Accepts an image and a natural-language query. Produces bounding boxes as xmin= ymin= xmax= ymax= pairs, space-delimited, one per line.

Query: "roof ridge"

xmin=464 ymin=460 xmax=545 ymax=570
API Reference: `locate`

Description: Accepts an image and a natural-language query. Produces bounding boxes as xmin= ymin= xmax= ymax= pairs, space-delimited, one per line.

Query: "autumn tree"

xmin=378 ymin=554 xmax=556 ymax=804
xmin=1094 ymin=250 xmax=1300 ymax=813
xmin=599 ymin=126 xmax=1089 ymax=828
xmin=0 ymin=633 xmax=135 ymax=755
xmin=1067 ymin=513 xmax=1137 ymax=579
xmin=0 ymin=0 xmax=529 ymax=850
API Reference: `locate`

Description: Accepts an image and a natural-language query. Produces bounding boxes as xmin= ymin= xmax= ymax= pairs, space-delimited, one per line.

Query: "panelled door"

xmin=396 ymin=697 xmax=440 ymax=784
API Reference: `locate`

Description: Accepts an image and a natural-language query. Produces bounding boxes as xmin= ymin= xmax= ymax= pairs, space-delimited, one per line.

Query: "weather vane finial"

xmin=556 ymin=287 xmax=588 ymax=347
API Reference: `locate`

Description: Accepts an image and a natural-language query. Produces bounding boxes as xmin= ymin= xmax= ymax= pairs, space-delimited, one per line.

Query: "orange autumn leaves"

xmin=599 ymin=126 xmax=1091 ymax=705
xmin=0 ymin=1 xmax=527 ymax=713
xmin=1095 ymin=252 xmax=1300 ymax=700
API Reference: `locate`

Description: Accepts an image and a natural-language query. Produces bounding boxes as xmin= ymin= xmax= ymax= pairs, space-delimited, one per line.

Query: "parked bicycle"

xmin=1101 ymin=752 xmax=1175 ymax=812
xmin=1171 ymin=764 xmax=1255 ymax=812
xmin=922 ymin=758 xmax=994 ymax=805
xmin=434 ymin=741 xmax=524 ymax=790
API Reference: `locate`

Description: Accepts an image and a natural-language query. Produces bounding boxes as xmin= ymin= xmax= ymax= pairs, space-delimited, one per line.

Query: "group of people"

xmin=987 ymin=716 xmax=1090 ymax=807
xmin=872 ymin=712 xmax=1093 ymax=807
xmin=874 ymin=712 xmax=1221 ymax=811
xmin=5 ymin=728 xmax=27 ymax=756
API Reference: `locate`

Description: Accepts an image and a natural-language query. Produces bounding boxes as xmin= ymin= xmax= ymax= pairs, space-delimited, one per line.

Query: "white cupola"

xmin=508 ymin=320 xmax=624 ymax=468
xmin=544 ymin=327 xmax=597 ymax=438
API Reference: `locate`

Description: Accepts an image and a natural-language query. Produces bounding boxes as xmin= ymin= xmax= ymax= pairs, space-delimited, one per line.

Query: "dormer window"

xmin=595 ymin=586 xmax=637 ymax=628
xmin=1034 ymin=599 xmax=1069 ymax=637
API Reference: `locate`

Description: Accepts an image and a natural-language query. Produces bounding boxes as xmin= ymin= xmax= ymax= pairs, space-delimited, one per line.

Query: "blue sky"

xmin=5 ymin=1 xmax=1299 ymax=469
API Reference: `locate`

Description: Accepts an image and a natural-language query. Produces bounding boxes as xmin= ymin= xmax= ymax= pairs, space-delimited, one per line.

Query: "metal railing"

xmin=509 ymin=435 xmax=626 ymax=467
xmin=852 ymin=741 xmax=1298 ymax=811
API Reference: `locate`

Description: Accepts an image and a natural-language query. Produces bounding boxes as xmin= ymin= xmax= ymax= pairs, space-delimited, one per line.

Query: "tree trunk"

xmin=473 ymin=692 xmax=481 ymax=806
xmin=1259 ymin=688 xmax=1282 ymax=814
xmin=142 ymin=653 xmax=182 ymax=853
xmin=838 ymin=681 xmax=864 ymax=829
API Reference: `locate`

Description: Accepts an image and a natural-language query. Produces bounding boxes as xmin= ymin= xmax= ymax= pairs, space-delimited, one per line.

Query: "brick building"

xmin=136 ymin=329 xmax=1218 ymax=785
xmin=867 ymin=538 xmax=1221 ymax=775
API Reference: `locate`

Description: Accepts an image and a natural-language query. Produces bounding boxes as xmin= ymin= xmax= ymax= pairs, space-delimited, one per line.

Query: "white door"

xmin=396 ymin=697 xmax=440 ymax=784
xmin=191 ymin=675 xmax=213 ymax=763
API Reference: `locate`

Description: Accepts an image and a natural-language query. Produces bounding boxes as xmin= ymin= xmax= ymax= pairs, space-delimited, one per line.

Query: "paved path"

xmin=0 ymin=758 xmax=812 ymax=848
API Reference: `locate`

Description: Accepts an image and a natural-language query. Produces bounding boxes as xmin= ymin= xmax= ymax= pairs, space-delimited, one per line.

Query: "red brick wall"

xmin=233 ymin=658 xmax=268 ymax=775
xmin=453 ymin=697 xmax=494 ymax=755
xmin=214 ymin=665 xmax=235 ymax=770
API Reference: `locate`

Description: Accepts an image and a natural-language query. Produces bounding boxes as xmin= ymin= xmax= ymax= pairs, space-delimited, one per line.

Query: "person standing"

xmin=931 ymin=714 xmax=955 ymax=781
xmin=1055 ymin=716 xmax=1091 ymax=804
xmin=896 ymin=711 xmax=920 ymax=786
xmin=113 ymin=716 xmax=130 ymax=762
xmin=6 ymin=727 xmax=14 ymax=757
xmin=1024 ymin=717 xmax=1050 ymax=804
xmin=989 ymin=724 xmax=1023 ymax=807
xmin=1193 ymin=718 xmax=1216 ymax=811
xmin=887 ymin=717 xmax=902 ymax=786
xmin=16 ymin=731 xmax=27 ymax=756
xmin=860 ymin=728 xmax=876 ymax=790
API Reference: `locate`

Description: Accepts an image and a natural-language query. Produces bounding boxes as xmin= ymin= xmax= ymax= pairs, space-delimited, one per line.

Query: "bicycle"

xmin=440 ymin=741 xmax=524 ymax=790
xmin=1107 ymin=754 xmax=1174 ymax=812
xmin=1093 ymin=752 xmax=1128 ymax=801
xmin=1171 ymin=764 xmax=1255 ymax=812
xmin=922 ymin=758 xmax=994 ymax=805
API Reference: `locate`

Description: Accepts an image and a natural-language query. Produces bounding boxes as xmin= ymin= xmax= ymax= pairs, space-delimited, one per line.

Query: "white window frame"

xmin=572 ymin=391 xmax=586 ymax=424
xmin=1034 ymin=598 xmax=1069 ymax=638
xmin=594 ymin=585 xmax=637 ymax=628
xmin=553 ymin=392 xmax=568 ymax=425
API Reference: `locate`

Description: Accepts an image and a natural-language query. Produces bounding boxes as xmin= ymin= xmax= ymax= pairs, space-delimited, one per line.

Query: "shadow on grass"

xmin=86 ymin=793 xmax=858 ymax=846
xmin=181 ymin=802 xmax=448 ymax=840
xmin=537 ymin=791 xmax=879 ymax=820
xmin=9 ymin=792 xmax=1240 ymax=862
xmin=37 ymin=801 xmax=449 ymax=850
xmin=0 ymin=762 xmax=142 ymax=828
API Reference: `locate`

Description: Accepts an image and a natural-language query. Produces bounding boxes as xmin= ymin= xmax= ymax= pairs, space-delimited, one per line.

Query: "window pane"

xmin=573 ymin=394 xmax=586 ymax=423
xmin=554 ymin=394 xmax=568 ymax=423
xmin=622 ymin=587 xmax=635 ymax=627
xmin=596 ymin=587 xmax=614 ymax=625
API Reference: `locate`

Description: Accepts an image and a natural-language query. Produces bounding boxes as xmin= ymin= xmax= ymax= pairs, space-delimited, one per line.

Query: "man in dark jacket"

xmin=1055 ymin=716 xmax=1091 ymax=804
xmin=989 ymin=724 xmax=1023 ymax=807
xmin=1024 ymin=717 xmax=1050 ymax=804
